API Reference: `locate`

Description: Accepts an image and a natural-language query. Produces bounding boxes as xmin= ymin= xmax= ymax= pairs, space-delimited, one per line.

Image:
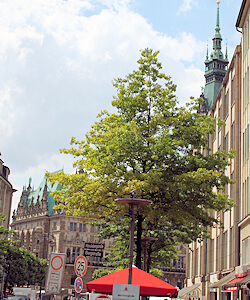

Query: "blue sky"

xmin=0 ymin=0 xmax=243 ymax=214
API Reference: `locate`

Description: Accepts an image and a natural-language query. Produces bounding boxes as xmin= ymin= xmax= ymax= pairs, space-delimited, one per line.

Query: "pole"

xmin=143 ymin=241 xmax=147 ymax=272
xmin=128 ymin=204 xmax=136 ymax=284
xmin=115 ymin=197 xmax=152 ymax=285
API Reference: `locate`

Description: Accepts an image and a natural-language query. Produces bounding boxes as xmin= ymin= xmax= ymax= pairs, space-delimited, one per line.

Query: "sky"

xmin=0 ymin=0 xmax=243 ymax=215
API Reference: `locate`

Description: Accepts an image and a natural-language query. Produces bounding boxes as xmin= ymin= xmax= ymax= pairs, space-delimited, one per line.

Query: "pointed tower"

xmin=203 ymin=1 xmax=229 ymax=112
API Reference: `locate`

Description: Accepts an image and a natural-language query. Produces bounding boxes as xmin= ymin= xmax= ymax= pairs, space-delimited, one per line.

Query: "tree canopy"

xmin=47 ymin=48 xmax=234 ymax=269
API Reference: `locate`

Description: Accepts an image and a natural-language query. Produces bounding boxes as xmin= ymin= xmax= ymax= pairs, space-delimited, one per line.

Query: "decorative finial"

xmin=217 ymin=0 xmax=220 ymax=4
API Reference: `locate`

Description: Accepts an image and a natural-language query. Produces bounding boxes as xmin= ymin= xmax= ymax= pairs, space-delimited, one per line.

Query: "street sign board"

xmin=112 ymin=284 xmax=140 ymax=300
xmin=83 ymin=249 xmax=103 ymax=258
xmin=45 ymin=253 xmax=66 ymax=294
xmin=74 ymin=277 xmax=83 ymax=294
xmin=84 ymin=243 xmax=105 ymax=249
xmin=74 ymin=256 xmax=88 ymax=277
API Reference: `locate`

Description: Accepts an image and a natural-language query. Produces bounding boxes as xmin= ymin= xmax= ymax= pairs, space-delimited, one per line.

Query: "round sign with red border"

xmin=51 ymin=255 xmax=64 ymax=271
xmin=74 ymin=256 xmax=87 ymax=277
xmin=74 ymin=277 xmax=83 ymax=293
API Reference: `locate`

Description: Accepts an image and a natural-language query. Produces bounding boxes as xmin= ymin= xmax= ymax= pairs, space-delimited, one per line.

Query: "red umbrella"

xmin=86 ymin=267 xmax=178 ymax=297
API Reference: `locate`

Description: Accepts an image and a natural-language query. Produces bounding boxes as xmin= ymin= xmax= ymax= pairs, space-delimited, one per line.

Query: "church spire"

xmin=201 ymin=0 xmax=229 ymax=112
xmin=212 ymin=1 xmax=222 ymax=53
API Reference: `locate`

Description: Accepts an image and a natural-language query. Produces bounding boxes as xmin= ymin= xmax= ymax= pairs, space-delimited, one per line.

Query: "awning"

xmin=210 ymin=271 xmax=236 ymax=288
xmin=240 ymin=274 xmax=250 ymax=285
xmin=224 ymin=277 xmax=245 ymax=291
xmin=178 ymin=284 xmax=201 ymax=299
xmin=226 ymin=277 xmax=245 ymax=286
xmin=225 ymin=274 xmax=250 ymax=290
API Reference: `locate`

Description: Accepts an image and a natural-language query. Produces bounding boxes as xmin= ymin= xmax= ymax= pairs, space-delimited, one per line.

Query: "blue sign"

xmin=74 ymin=277 xmax=83 ymax=293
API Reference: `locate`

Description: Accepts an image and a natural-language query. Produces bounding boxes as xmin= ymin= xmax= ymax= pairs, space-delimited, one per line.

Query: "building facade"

xmin=183 ymin=44 xmax=242 ymax=300
xmin=236 ymin=0 xmax=250 ymax=299
xmin=183 ymin=1 xmax=250 ymax=300
xmin=237 ymin=0 xmax=250 ymax=272
xmin=0 ymin=157 xmax=15 ymax=228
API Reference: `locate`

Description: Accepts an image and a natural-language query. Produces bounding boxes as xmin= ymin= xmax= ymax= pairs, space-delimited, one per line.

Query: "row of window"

xmin=69 ymin=222 xmax=86 ymax=232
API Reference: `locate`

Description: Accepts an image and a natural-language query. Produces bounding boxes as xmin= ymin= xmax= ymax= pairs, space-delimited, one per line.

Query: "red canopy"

xmin=86 ymin=267 xmax=178 ymax=297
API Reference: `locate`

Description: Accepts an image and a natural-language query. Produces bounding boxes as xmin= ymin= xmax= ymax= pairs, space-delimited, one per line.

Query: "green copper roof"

xmin=203 ymin=1 xmax=229 ymax=112
xmin=25 ymin=169 xmax=63 ymax=216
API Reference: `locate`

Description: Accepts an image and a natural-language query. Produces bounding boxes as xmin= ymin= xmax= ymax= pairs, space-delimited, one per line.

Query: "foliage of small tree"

xmin=149 ymin=268 xmax=164 ymax=280
xmin=0 ymin=214 xmax=47 ymax=293
xmin=2 ymin=245 xmax=47 ymax=292
xmin=47 ymin=48 xmax=234 ymax=270
xmin=91 ymin=268 xmax=117 ymax=280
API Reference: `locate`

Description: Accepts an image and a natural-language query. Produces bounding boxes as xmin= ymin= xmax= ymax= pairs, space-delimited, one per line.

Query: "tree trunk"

xmin=135 ymin=214 xmax=143 ymax=269
xmin=147 ymin=242 xmax=152 ymax=273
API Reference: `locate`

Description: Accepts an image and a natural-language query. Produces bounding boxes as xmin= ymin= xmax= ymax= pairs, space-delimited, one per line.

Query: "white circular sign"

xmin=51 ymin=255 xmax=64 ymax=271
xmin=74 ymin=256 xmax=87 ymax=277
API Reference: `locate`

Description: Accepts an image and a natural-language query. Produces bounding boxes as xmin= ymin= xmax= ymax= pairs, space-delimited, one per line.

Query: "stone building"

xmin=0 ymin=156 xmax=15 ymax=228
xmin=11 ymin=170 xmax=114 ymax=295
xmin=184 ymin=44 xmax=241 ymax=300
xmin=183 ymin=1 xmax=250 ymax=300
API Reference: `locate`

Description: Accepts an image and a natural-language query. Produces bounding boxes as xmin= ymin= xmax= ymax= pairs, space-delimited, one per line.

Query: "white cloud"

xmin=0 ymin=0 xmax=207 ymax=214
xmin=177 ymin=0 xmax=198 ymax=15
xmin=0 ymin=82 xmax=23 ymax=137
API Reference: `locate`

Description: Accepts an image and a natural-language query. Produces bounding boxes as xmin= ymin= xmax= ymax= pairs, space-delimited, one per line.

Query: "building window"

xmin=70 ymin=222 xmax=73 ymax=231
xmin=79 ymin=223 xmax=86 ymax=232
xmin=242 ymin=236 xmax=250 ymax=265
xmin=72 ymin=247 xmax=76 ymax=263
xmin=74 ymin=223 xmax=77 ymax=231
xmin=66 ymin=248 xmax=71 ymax=264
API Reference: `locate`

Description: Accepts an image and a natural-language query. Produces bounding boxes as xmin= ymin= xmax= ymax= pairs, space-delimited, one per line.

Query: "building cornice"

xmin=238 ymin=214 xmax=250 ymax=227
xmin=236 ymin=0 xmax=248 ymax=29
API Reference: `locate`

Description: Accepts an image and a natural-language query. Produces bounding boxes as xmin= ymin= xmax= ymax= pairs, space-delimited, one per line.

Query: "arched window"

xmin=21 ymin=231 xmax=25 ymax=246
xmin=72 ymin=247 xmax=76 ymax=264
xmin=26 ymin=230 xmax=31 ymax=250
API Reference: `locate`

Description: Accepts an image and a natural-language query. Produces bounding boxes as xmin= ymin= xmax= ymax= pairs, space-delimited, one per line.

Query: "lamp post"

xmin=115 ymin=192 xmax=151 ymax=284
xmin=141 ymin=236 xmax=158 ymax=272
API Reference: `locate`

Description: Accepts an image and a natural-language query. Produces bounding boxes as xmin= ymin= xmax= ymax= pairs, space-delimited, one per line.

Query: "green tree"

xmin=0 ymin=214 xmax=47 ymax=293
xmin=0 ymin=213 xmax=14 ymax=255
xmin=2 ymin=246 xmax=47 ymax=292
xmin=91 ymin=268 xmax=117 ymax=280
xmin=91 ymin=217 xmax=178 ymax=272
xmin=47 ymin=48 xmax=234 ymax=270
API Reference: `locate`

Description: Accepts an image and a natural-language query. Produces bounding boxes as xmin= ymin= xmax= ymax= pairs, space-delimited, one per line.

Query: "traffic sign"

xmin=45 ymin=253 xmax=66 ymax=294
xmin=74 ymin=256 xmax=87 ymax=277
xmin=74 ymin=277 xmax=83 ymax=294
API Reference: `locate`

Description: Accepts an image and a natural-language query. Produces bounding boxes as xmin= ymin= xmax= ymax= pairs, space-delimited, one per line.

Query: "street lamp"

xmin=115 ymin=191 xmax=151 ymax=284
